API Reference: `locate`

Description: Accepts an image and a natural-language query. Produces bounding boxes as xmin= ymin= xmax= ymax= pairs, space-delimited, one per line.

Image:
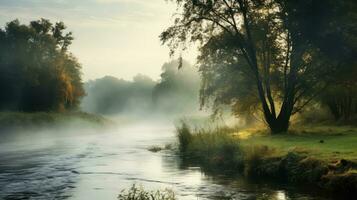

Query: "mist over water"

xmin=0 ymin=61 xmax=328 ymax=200
xmin=0 ymin=58 xmax=330 ymax=200
xmin=80 ymin=60 xmax=202 ymax=117
xmin=0 ymin=62 xmax=328 ymax=200
xmin=0 ymin=117 xmax=329 ymax=200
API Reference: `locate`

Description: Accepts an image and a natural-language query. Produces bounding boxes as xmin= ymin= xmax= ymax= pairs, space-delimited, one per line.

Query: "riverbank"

xmin=0 ymin=111 xmax=112 ymax=132
xmin=176 ymin=123 xmax=357 ymax=198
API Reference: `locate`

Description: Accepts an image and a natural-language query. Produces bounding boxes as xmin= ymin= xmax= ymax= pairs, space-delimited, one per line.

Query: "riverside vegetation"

xmin=176 ymin=122 xmax=357 ymax=198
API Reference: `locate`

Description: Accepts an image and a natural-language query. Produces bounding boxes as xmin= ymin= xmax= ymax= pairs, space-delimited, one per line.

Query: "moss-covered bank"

xmin=176 ymin=123 xmax=357 ymax=198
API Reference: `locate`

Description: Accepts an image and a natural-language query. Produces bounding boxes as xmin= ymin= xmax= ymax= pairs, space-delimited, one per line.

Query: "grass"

xmin=175 ymin=122 xmax=357 ymax=196
xmin=176 ymin=122 xmax=357 ymax=164
xmin=176 ymin=122 xmax=243 ymax=170
xmin=241 ymin=125 xmax=357 ymax=162
xmin=117 ymin=184 xmax=176 ymax=200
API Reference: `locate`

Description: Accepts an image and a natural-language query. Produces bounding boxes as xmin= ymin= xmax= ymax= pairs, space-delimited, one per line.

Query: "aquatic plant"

xmin=117 ymin=184 xmax=177 ymax=200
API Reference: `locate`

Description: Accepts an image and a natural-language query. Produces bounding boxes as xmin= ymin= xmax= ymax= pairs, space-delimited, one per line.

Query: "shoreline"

xmin=176 ymin=124 xmax=357 ymax=199
xmin=181 ymin=148 xmax=357 ymax=199
xmin=0 ymin=111 xmax=112 ymax=132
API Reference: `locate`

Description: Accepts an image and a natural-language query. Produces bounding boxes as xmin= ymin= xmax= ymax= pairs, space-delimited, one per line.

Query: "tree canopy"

xmin=161 ymin=0 xmax=356 ymax=133
xmin=0 ymin=19 xmax=84 ymax=112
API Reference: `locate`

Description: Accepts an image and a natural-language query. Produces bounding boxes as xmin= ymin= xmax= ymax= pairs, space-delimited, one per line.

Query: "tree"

xmin=161 ymin=0 xmax=341 ymax=133
xmin=152 ymin=59 xmax=200 ymax=114
xmin=0 ymin=19 xmax=84 ymax=112
xmin=286 ymin=0 xmax=357 ymax=121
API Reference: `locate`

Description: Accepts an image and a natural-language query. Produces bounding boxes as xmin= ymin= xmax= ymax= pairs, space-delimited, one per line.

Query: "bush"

xmin=117 ymin=184 xmax=176 ymax=200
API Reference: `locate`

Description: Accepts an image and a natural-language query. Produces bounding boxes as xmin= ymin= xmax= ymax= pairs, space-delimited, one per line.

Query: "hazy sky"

xmin=0 ymin=0 xmax=196 ymax=81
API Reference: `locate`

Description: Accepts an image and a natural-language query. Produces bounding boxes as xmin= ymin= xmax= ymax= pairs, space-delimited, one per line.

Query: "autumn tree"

xmin=0 ymin=19 xmax=84 ymax=112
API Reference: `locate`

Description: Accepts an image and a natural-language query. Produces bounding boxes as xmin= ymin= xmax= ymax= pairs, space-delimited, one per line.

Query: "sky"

xmin=0 ymin=0 xmax=197 ymax=81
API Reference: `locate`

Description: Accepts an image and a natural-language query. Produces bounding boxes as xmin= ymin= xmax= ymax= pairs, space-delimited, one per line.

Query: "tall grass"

xmin=176 ymin=122 xmax=192 ymax=152
xmin=117 ymin=184 xmax=176 ymax=200
xmin=176 ymin=122 xmax=280 ymax=173
xmin=176 ymin=122 xmax=244 ymax=170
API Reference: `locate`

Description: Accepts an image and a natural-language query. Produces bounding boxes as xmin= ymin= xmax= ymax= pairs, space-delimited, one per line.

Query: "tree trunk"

xmin=268 ymin=116 xmax=290 ymax=134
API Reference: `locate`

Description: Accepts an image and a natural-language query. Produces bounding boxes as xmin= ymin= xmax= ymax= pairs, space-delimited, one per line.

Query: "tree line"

xmin=161 ymin=0 xmax=356 ymax=133
xmin=0 ymin=19 xmax=84 ymax=112
xmin=81 ymin=60 xmax=201 ymax=115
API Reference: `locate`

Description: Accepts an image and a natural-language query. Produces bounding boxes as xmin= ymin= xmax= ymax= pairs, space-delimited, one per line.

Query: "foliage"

xmin=0 ymin=19 xmax=84 ymax=112
xmin=117 ymin=184 xmax=176 ymax=200
xmin=283 ymin=0 xmax=357 ymax=122
xmin=161 ymin=0 xmax=356 ymax=133
xmin=320 ymin=83 xmax=357 ymax=121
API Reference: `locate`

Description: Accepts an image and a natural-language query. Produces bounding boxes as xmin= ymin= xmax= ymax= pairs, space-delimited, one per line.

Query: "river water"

xmin=0 ymin=121 xmax=330 ymax=200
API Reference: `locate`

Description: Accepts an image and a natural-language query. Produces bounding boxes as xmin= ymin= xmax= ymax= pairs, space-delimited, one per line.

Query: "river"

xmin=0 ymin=120 xmax=330 ymax=200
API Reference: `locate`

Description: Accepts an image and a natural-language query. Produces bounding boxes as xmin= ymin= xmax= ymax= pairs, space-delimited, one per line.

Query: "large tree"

xmin=161 ymin=0 xmax=344 ymax=133
xmin=0 ymin=19 xmax=84 ymax=112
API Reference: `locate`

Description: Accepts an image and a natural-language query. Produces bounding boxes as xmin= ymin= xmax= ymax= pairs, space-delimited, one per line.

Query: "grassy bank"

xmin=0 ymin=111 xmax=111 ymax=131
xmin=176 ymin=123 xmax=357 ymax=197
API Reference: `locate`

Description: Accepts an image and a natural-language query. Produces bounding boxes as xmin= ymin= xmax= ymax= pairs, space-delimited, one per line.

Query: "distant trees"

xmin=0 ymin=19 xmax=84 ymax=112
xmin=153 ymin=60 xmax=200 ymax=114
xmin=81 ymin=75 xmax=156 ymax=114
xmin=161 ymin=0 xmax=356 ymax=133
xmin=81 ymin=60 xmax=201 ymax=115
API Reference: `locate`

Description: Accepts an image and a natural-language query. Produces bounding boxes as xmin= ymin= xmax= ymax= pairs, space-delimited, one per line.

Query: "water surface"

xmin=0 ymin=121 xmax=330 ymax=200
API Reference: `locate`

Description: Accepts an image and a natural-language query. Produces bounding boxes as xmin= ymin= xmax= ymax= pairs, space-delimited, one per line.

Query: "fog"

xmin=80 ymin=59 xmax=205 ymax=119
